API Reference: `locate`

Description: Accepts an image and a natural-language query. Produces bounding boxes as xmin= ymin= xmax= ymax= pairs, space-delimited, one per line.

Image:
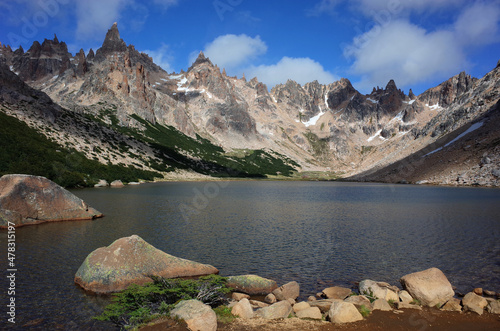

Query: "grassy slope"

xmin=0 ymin=111 xmax=160 ymax=187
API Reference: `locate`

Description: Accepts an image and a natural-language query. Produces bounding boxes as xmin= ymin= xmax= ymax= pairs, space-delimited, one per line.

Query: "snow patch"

xmin=423 ymin=121 xmax=484 ymax=157
xmin=409 ymin=99 xmax=416 ymax=104
xmin=324 ymin=93 xmax=329 ymax=108
xmin=426 ymin=103 xmax=443 ymax=111
xmin=303 ymin=110 xmax=326 ymax=127
xmin=160 ymin=78 xmax=168 ymax=81
xmin=367 ymin=98 xmax=378 ymax=104
xmin=367 ymin=129 xmax=387 ymax=142
xmin=169 ymin=74 xmax=184 ymax=80
xmin=272 ymin=96 xmax=277 ymax=103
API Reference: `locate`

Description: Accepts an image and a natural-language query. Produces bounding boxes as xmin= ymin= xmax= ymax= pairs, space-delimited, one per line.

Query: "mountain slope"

xmin=1 ymin=23 xmax=499 ymax=186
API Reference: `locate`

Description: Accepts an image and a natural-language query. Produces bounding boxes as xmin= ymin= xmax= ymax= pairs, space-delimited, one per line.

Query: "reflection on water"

xmin=1 ymin=181 xmax=499 ymax=329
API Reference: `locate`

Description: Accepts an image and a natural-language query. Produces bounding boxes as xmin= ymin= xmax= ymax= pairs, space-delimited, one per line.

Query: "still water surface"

xmin=1 ymin=181 xmax=499 ymax=329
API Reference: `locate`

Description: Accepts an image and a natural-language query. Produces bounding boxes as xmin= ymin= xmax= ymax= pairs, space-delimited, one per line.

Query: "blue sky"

xmin=0 ymin=0 xmax=499 ymax=95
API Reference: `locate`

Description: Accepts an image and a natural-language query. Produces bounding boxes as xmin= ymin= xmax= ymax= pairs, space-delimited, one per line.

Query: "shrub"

xmin=95 ymin=275 xmax=230 ymax=329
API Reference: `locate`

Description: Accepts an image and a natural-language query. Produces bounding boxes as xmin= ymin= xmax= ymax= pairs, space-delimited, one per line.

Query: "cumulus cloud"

xmin=346 ymin=20 xmax=465 ymax=90
xmin=142 ymin=43 xmax=173 ymax=72
xmin=454 ymin=2 xmax=500 ymax=46
xmin=307 ymin=0 xmax=342 ymax=16
xmin=75 ymin=0 xmax=130 ymax=40
xmin=353 ymin=0 xmax=466 ymax=16
xmin=195 ymin=34 xmax=267 ymax=70
xmin=246 ymin=57 xmax=337 ymax=87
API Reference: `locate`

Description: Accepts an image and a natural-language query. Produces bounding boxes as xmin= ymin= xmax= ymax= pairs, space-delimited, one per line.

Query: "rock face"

xmin=400 ymin=268 xmax=454 ymax=307
xmin=296 ymin=306 xmax=322 ymax=320
xmin=74 ymin=235 xmax=218 ymax=293
xmin=0 ymin=174 xmax=103 ymax=227
xmin=441 ymin=298 xmax=462 ymax=312
xmin=226 ymin=275 xmax=278 ymax=295
xmin=372 ymin=299 xmax=392 ymax=311
xmin=328 ymin=301 xmax=364 ymax=324
xmin=272 ymin=281 xmax=300 ymax=301
xmin=344 ymin=295 xmax=373 ymax=310
xmin=170 ymin=299 xmax=217 ymax=331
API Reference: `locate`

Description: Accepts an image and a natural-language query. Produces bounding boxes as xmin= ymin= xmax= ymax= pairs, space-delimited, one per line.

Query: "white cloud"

xmin=142 ymin=43 xmax=173 ymax=72
xmin=246 ymin=57 xmax=337 ymax=87
xmin=307 ymin=0 xmax=342 ymax=16
xmin=196 ymin=34 xmax=267 ymax=69
xmin=75 ymin=0 xmax=130 ymax=40
xmin=351 ymin=0 xmax=467 ymax=17
xmin=152 ymin=0 xmax=179 ymax=10
xmin=346 ymin=20 xmax=465 ymax=90
xmin=454 ymin=2 xmax=500 ymax=46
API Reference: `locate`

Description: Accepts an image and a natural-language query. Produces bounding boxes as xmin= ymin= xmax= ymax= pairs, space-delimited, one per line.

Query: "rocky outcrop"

xmin=94 ymin=22 xmax=127 ymax=62
xmin=0 ymin=174 xmax=102 ymax=227
xmin=296 ymin=306 xmax=322 ymax=320
xmin=400 ymin=268 xmax=454 ymax=307
xmin=170 ymin=299 xmax=217 ymax=331
xmin=226 ymin=275 xmax=278 ymax=295
xmin=74 ymin=235 xmax=218 ymax=293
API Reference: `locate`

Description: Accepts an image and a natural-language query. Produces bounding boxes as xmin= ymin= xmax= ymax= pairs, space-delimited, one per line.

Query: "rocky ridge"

xmin=1 ymin=23 xmax=499 ymax=184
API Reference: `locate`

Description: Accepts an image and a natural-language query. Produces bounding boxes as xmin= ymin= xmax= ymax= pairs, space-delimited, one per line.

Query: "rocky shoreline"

xmin=74 ymin=235 xmax=499 ymax=330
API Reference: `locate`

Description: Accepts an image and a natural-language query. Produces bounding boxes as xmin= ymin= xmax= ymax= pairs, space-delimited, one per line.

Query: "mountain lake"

xmin=1 ymin=181 xmax=499 ymax=329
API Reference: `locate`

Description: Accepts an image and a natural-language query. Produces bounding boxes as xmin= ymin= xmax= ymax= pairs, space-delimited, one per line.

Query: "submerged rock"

xmin=74 ymin=235 xmax=218 ymax=293
xmin=0 ymin=174 xmax=102 ymax=227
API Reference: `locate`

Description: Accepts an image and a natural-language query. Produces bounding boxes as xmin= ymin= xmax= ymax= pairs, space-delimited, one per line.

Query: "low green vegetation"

xmin=303 ymin=130 xmax=329 ymax=160
xmin=95 ymin=275 xmax=231 ymax=330
xmin=0 ymin=112 xmax=160 ymax=187
xmin=213 ymin=305 xmax=237 ymax=323
xmin=360 ymin=288 xmax=377 ymax=303
xmin=358 ymin=304 xmax=371 ymax=318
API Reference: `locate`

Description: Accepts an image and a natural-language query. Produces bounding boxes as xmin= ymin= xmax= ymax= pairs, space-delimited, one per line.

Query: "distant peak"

xmin=188 ymin=51 xmax=213 ymax=71
xmin=385 ymin=79 xmax=397 ymax=90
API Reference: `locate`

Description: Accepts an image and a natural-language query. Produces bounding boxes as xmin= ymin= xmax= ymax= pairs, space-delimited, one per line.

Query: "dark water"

xmin=1 ymin=181 xmax=500 ymax=329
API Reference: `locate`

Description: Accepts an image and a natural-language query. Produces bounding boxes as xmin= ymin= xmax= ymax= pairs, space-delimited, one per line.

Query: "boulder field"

xmin=0 ymin=174 xmax=102 ymax=227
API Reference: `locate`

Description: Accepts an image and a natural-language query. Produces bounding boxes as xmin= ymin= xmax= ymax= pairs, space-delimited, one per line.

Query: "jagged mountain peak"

xmin=95 ymin=22 xmax=127 ymax=61
xmin=188 ymin=51 xmax=213 ymax=71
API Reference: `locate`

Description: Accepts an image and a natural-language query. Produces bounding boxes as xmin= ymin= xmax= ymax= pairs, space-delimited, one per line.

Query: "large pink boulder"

xmin=0 ymin=174 xmax=102 ymax=227
xmin=74 ymin=235 xmax=219 ymax=293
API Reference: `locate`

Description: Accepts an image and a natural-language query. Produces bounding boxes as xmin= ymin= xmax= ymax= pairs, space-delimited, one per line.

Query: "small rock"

xmin=308 ymin=296 xmax=317 ymax=302
xmin=328 ymin=301 xmax=364 ymax=324
xmin=110 ymin=180 xmax=124 ymax=187
xmin=344 ymin=295 xmax=373 ymax=310
xmin=441 ymin=298 xmax=462 ymax=312
xmin=255 ymin=300 xmax=292 ymax=320
xmin=372 ymin=299 xmax=392 ymax=311
xmin=359 ymin=279 xmax=398 ymax=302
xmin=473 ymin=288 xmax=483 ymax=296
xmin=231 ymin=298 xmax=254 ymax=319
xmin=249 ymin=300 xmax=269 ymax=308
xmin=492 ymin=169 xmax=500 ymax=178
xmin=232 ymin=292 xmax=250 ymax=301
xmin=264 ymin=293 xmax=277 ymax=304
xmin=395 ymin=302 xmax=422 ymax=310
xmin=170 ymin=299 xmax=217 ymax=331
xmin=293 ymin=301 xmax=311 ymax=313
xmin=287 ymin=298 xmax=296 ymax=306
xmin=296 ymin=307 xmax=323 ymax=320
xmin=322 ymin=286 xmax=352 ymax=300
xmin=483 ymin=289 xmax=496 ymax=297
xmin=272 ymin=281 xmax=300 ymax=301
xmin=399 ymin=290 xmax=413 ymax=304
xmin=94 ymin=179 xmax=108 ymax=187
xmin=309 ymin=299 xmax=342 ymax=313
xmin=462 ymin=292 xmax=488 ymax=315
xmin=486 ymin=300 xmax=500 ymax=314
